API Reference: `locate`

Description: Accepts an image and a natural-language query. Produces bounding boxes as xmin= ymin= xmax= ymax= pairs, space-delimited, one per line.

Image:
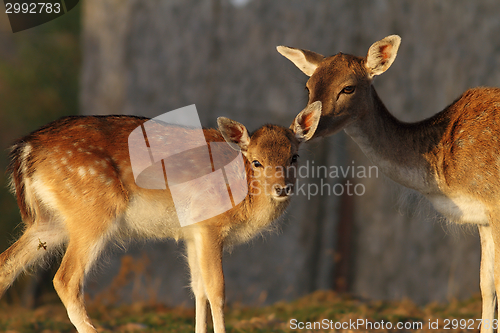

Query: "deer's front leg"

xmin=186 ymin=237 xmax=208 ymax=333
xmin=186 ymin=227 xmax=225 ymax=333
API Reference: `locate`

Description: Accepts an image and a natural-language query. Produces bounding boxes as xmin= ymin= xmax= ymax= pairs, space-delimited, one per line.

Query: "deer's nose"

xmin=273 ymin=183 xmax=294 ymax=197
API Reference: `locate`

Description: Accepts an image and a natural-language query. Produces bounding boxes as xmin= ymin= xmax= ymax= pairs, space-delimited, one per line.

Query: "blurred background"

xmin=1 ymin=0 xmax=499 ymax=309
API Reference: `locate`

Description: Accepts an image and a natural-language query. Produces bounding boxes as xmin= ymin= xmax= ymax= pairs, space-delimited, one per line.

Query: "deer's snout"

xmin=273 ymin=183 xmax=294 ymax=198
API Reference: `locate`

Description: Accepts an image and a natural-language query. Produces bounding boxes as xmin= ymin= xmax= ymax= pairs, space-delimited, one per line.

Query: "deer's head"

xmin=217 ymin=101 xmax=321 ymax=202
xmin=277 ymin=35 xmax=401 ymax=138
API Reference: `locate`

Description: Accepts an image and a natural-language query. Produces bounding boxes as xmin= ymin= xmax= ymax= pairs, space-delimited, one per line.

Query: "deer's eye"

xmin=252 ymin=160 xmax=263 ymax=168
xmin=341 ymin=86 xmax=355 ymax=94
xmin=291 ymin=154 xmax=299 ymax=164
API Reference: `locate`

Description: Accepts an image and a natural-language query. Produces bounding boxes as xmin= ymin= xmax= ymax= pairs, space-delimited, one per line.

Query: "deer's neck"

xmin=344 ymin=86 xmax=448 ymax=194
xmin=222 ymin=164 xmax=289 ymax=247
xmin=243 ymin=172 xmax=289 ymax=225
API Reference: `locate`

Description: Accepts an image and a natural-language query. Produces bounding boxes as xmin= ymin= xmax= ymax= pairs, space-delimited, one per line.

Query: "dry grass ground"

xmin=0 ymin=290 xmax=484 ymax=332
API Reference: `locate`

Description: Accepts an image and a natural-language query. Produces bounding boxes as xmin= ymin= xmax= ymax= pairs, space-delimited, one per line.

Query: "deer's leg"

xmin=186 ymin=238 xmax=208 ymax=333
xmin=53 ymin=232 xmax=107 ymax=333
xmin=490 ymin=218 xmax=500 ymax=333
xmin=478 ymin=225 xmax=496 ymax=333
xmin=195 ymin=228 xmax=225 ymax=333
xmin=0 ymin=221 xmax=67 ymax=298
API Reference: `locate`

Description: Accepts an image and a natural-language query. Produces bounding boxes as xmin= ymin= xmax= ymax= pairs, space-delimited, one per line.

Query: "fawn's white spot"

xmin=78 ymin=166 xmax=87 ymax=178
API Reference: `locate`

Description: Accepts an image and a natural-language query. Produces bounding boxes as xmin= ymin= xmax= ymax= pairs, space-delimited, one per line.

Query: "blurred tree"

xmin=0 ymin=5 xmax=80 ymax=306
xmin=55 ymin=0 xmax=500 ymax=306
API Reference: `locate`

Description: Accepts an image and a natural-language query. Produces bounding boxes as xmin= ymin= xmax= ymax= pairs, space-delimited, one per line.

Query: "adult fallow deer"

xmin=278 ymin=35 xmax=500 ymax=332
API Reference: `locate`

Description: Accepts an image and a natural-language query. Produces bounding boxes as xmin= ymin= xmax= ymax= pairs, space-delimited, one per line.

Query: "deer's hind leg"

xmin=0 ymin=217 xmax=68 ymax=298
xmin=53 ymin=217 xmax=119 ymax=333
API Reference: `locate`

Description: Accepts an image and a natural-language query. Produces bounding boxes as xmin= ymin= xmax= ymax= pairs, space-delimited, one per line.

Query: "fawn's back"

xmin=10 ymin=116 xmax=159 ymax=242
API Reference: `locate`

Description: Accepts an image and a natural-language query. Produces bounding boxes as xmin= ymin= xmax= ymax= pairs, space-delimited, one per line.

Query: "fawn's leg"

xmin=0 ymin=221 xmax=67 ymax=297
xmin=53 ymin=232 xmax=108 ymax=333
xmin=479 ymin=225 xmax=496 ymax=333
xmin=195 ymin=227 xmax=225 ymax=333
xmin=186 ymin=238 xmax=208 ymax=333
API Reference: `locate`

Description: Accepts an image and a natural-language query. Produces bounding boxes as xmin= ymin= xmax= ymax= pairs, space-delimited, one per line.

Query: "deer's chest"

xmin=427 ymin=194 xmax=489 ymax=224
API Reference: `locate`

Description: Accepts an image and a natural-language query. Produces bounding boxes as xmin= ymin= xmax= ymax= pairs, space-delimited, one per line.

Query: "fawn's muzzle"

xmin=273 ymin=183 xmax=294 ymax=197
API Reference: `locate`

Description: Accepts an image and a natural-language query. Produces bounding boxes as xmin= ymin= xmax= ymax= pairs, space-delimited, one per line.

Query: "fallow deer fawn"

xmin=279 ymin=35 xmax=500 ymax=332
xmin=0 ymin=102 xmax=321 ymax=333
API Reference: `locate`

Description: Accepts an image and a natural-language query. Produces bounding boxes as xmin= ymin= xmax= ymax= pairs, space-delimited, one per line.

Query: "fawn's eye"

xmin=341 ymin=86 xmax=355 ymax=94
xmin=252 ymin=160 xmax=263 ymax=168
xmin=291 ymin=154 xmax=299 ymax=164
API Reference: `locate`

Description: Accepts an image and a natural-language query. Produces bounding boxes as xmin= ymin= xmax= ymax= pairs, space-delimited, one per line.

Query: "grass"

xmin=0 ymin=290 xmax=485 ymax=332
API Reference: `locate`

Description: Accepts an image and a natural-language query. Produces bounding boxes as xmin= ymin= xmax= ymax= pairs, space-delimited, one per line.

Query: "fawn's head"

xmin=277 ymin=35 xmax=401 ymax=138
xmin=218 ymin=102 xmax=321 ymax=201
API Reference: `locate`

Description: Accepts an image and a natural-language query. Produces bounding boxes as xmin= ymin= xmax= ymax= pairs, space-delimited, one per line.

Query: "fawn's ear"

xmin=365 ymin=35 xmax=401 ymax=78
xmin=217 ymin=117 xmax=251 ymax=152
xmin=290 ymin=101 xmax=322 ymax=142
xmin=277 ymin=46 xmax=325 ymax=77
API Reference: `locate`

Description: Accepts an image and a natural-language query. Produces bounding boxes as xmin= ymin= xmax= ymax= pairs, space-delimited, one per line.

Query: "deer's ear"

xmin=277 ymin=46 xmax=324 ymax=77
xmin=365 ymin=35 xmax=401 ymax=78
xmin=291 ymin=101 xmax=322 ymax=142
xmin=217 ymin=117 xmax=250 ymax=152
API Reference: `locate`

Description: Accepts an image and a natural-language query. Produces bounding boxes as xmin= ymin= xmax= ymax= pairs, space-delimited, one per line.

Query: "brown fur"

xmin=278 ymin=35 xmax=500 ymax=332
